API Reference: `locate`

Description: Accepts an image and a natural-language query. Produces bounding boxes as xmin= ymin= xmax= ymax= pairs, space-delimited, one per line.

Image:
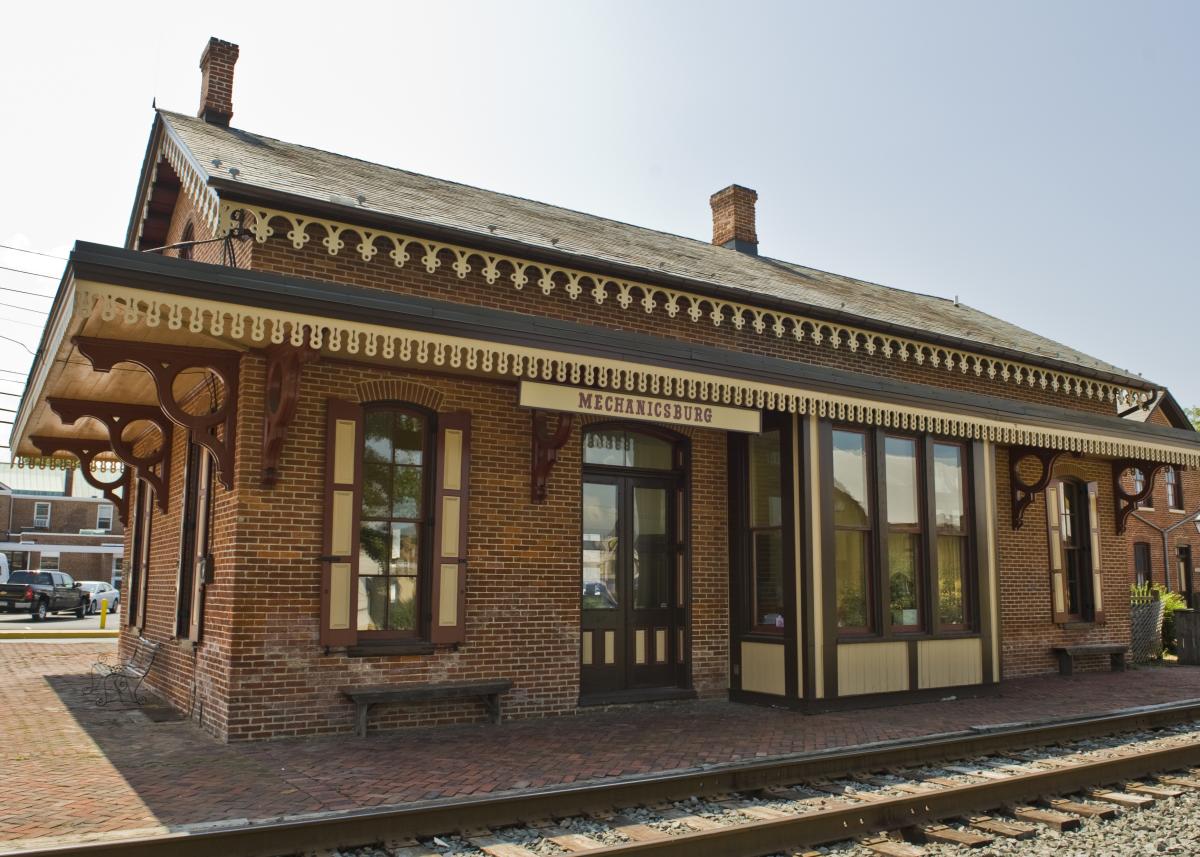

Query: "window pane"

xmin=749 ymin=430 xmax=782 ymax=528
xmin=937 ymin=535 xmax=966 ymax=626
xmin=393 ymin=414 xmax=424 ymax=465
xmin=583 ymin=430 xmax=626 ymax=467
xmin=359 ymin=521 xmax=388 ymax=575
xmin=392 ymin=466 xmax=423 ymax=518
xmin=833 ymin=430 xmax=870 ymax=527
xmin=888 ymin=532 xmax=920 ymax=627
xmin=364 ymin=410 xmax=392 ymax=464
xmin=884 ymin=437 xmax=919 ymax=525
xmin=387 ymin=576 xmax=418 ymax=631
xmin=753 ymin=529 xmax=785 ymax=628
xmin=627 ymin=432 xmax=673 ymax=469
xmin=363 ymin=460 xmax=390 ymax=518
xmin=390 ymin=522 xmax=420 ymax=576
xmin=582 ymin=482 xmax=619 ymax=609
xmin=357 ymin=576 xmax=388 ymax=631
xmin=932 ymin=443 xmax=965 ymax=532
xmin=633 ymin=486 xmax=669 ymax=609
xmin=834 ymin=529 xmax=870 ymax=629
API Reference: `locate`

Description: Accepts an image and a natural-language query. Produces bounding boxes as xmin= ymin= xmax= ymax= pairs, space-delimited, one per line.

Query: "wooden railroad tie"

xmin=966 ymin=815 xmax=1037 ymax=839
xmin=1160 ymin=775 xmax=1200 ymax=790
xmin=538 ymin=829 xmax=605 ymax=853
xmin=1046 ymin=798 xmax=1118 ymax=819
xmin=469 ymin=837 xmax=541 ymax=857
xmin=1087 ymin=788 xmax=1155 ymax=808
xmin=656 ymin=808 xmax=724 ymax=831
xmin=1010 ymin=806 xmax=1081 ymax=831
xmin=917 ymin=824 xmax=994 ymax=847
xmin=859 ymin=835 xmax=924 ymax=856
xmin=1124 ymin=782 xmax=1184 ymax=799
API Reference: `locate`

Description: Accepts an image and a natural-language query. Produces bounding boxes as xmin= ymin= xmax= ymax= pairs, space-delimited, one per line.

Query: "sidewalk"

xmin=4 ymin=639 xmax=1200 ymax=852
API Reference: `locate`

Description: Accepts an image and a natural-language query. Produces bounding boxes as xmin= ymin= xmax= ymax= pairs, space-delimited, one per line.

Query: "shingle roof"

xmin=159 ymin=110 xmax=1148 ymax=389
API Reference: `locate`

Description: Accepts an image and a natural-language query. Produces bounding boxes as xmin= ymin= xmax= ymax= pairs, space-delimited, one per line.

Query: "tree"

xmin=1188 ymin=406 xmax=1200 ymax=431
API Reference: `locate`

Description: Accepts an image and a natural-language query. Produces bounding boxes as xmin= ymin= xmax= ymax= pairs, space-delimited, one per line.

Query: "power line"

xmin=0 ymin=335 xmax=34 ymax=355
xmin=0 ymin=264 xmax=58 ymax=280
xmin=0 ymin=284 xmax=53 ymax=300
xmin=0 ymin=300 xmax=47 ymax=315
xmin=0 ymin=244 xmax=67 ymax=262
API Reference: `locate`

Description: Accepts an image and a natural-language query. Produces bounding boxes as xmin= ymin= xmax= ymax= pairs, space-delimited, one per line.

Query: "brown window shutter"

xmin=1085 ymin=480 xmax=1104 ymax=623
xmin=430 ymin=411 xmax=471 ymax=645
xmin=321 ymin=398 xmax=363 ymax=647
xmin=1046 ymin=478 xmax=1070 ymax=623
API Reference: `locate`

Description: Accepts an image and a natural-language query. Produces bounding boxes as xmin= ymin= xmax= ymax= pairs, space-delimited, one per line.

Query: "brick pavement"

xmin=5 ymin=640 xmax=1200 ymax=852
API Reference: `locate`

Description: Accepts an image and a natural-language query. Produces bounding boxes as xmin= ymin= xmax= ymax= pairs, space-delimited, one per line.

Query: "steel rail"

xmin=10 ymin=698 xmax=1200 ymax=857
xmin=574 ymin=738 xmax=1200 ymax=856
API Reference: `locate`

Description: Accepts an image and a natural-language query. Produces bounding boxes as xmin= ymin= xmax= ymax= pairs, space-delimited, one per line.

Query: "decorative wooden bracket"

xmin=531 ymin=410 xmax=574 ymax=504
xmin=1010 ymin=447 xmax=1066 ymax=530
xmin=73 ymin=337 xmax=241 ymax=490
xmin=262 ymin=342 xmax=318 ymax=487
xmin=28 ymin=436 xmax=133 ymax=526
xmin=47 ymin=398 xmax=173 ymax=513
xmin=1112 ymin=459 xmax=1168 ymax=535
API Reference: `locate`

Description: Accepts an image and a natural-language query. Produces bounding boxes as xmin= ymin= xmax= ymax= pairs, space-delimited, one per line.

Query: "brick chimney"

xmin=197 ymin=37 xmax=239 ymax=126
xmin=710 ymin=184 xmax=758 ymax=255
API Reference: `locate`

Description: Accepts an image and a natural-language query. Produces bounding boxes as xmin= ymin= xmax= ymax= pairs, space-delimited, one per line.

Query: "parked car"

xmin=79 ymin=581 xmax=120 ymax=614
xmin=0 ymin=571 xmax=88 ymax=620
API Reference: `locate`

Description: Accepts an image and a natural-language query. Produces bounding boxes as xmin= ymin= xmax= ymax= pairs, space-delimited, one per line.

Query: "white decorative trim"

xmin=218 ymin=201 xmax=1150 ymax=411
xmin=133 ymin=125 xmax=221 ymax=247
xmin=68 ymin=281 xmax=1200 ymax=468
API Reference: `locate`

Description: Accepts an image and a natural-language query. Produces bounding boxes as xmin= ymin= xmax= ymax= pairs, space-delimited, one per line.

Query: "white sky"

xmin=1 ymin=1 xmax=1197 ymax=460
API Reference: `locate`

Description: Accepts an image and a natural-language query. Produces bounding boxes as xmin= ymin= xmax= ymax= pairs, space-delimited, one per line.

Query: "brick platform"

xmin=5 ymin=640 xmax=1200 ymax=852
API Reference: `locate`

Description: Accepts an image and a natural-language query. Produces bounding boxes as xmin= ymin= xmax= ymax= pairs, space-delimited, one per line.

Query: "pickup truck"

xmin=0 ymin=571 xmax=88 ymax=621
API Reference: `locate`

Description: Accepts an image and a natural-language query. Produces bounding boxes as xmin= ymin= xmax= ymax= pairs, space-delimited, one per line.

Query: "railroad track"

xmin=376 ymin=721 xmax=1200 ymax=857
xmin=16 ymin=697 xmax=1200 ymax=857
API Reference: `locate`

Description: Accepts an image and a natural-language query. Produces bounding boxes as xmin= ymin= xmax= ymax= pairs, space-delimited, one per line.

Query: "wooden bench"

xmin=91 ymin=638 xmax=160 ymax=706
xmin=1051 ymin=643 xmax=1128 ymax=676
xmin=342 ymin=679 xmax=512 ymax=737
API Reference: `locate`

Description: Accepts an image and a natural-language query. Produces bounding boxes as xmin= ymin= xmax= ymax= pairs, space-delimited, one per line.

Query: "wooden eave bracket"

xmin=46 ymin=398 xmax=173 ymax=513
xmin=1010 ymin=447 xmax=1066 ymax=530
xmin=1112 ymin=458 xmax=1167 ymax=535
xmin=261 ymin=341 xmax=318 ymax=487
xmin=531 ymin=410 xmax=574 ymax=504
xmin=27 ymin=435 xmax=134 ymax=526
xmin=72 ymin=336 xmax=241 ymax=490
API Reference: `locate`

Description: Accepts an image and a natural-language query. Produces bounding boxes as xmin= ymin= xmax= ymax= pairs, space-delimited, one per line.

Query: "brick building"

xmin=8 ymin=37 xmax=1200 ymax=741
xmin=0 ymin=463 xmax=124 ymax=583
xmin=1120 ymin=392 xmax=1200 ymax=602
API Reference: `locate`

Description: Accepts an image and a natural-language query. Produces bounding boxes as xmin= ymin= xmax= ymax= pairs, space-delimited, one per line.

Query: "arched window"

xmin=178 ymin=221 xmax=195 ymax=261
xmin=358 ymin=404 xmax=433 ymax=635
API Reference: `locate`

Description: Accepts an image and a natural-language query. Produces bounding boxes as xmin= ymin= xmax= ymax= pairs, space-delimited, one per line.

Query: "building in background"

xmin=0 ymin=463 xmax=125 ymax=584
xmin=1122 ymin=392 xmax=1200 ymax=604
xmin=6 ymin=38 xmax=1200 ymax=741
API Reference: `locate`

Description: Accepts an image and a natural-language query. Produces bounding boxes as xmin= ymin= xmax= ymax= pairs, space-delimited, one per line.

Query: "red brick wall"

xmin=994 ymin=448 xmax=1130 ymax=677
xmin=208 ymin=360 xmax=728 ymax=740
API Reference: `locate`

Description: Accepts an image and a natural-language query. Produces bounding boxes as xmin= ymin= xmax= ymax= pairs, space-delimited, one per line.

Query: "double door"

xmin=580 ymin=473 xmax=684 ymax=697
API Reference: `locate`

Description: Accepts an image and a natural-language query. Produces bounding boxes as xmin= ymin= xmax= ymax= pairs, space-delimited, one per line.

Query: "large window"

xmin=830 ymin=428 xmax=975 ymax=637
xmin=1166 ymin=467 xmax=1183 ymax=511
xmin=33 ymin=502 xmax=50 ymax=529
xmin=748 ymin=429 xmax=785 ymax=632
xmin=1134 ymin=542 xmax=1152 ymax=586
xmin=933 ymin=443 xmax=969 ymax=630
xmin=833 ymin=429 xmax=873 ymax=633
xmin=1059 ymin=479 xmax=1092 ymax=619
xmin=359 ymin=405 xmax=432 ymax=635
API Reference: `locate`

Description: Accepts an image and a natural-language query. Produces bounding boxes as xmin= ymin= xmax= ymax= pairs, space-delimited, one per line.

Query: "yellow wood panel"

xmin=334 ymin=419 xmax=357 ymax=484
xmin=604 ymin=630 xmax=615 ymax=664
xmin=329 ymin=562 xmax=351 ymax=630
xmin=437 ymin=563 xmax=459 ymax=627
xmin=741 ymin=641 xmax=786 ymax=696
xmin=654 ymin=628 xmax=667 ymax=663
xmin=581 ymin=631 xmax=593 ymax=666
xmin=441 ymin=496 xmax=461 ymax=558
xmin=917 ymin=638 xmax=983 ymax=689
xmin=635 ymin=629 xmax=647 ymax=664
xmin=331 ymin=490 xmax=354 ymax=555
xmin=442 ymin=428 xmax=463 ymax=491
xmin=837 ymin=641 xmax=908 ymax=696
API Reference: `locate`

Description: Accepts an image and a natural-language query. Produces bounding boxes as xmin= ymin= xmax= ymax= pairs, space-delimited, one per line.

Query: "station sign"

xmin=519 ymin=381 xmax=762 ymax=434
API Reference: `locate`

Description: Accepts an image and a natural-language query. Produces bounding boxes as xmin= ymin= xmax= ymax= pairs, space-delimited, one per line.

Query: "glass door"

xmin=581 ymin=474 xmax=682 ymax=696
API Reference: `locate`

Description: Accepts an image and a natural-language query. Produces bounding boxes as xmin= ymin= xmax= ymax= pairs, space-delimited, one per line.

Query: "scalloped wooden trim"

xmin=219 ymin=200 xmax=1149 ymax=412
xmin=71 ymin=280 xmax=1200 ymax=469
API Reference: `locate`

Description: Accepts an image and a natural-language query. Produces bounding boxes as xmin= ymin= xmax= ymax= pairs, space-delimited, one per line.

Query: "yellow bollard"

xmin=99 ymin=599 xmax=107 ymax=629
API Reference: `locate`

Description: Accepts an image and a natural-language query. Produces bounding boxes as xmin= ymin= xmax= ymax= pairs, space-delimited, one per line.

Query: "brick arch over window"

xmin=354 ymin=379 xmax=444 ymax=411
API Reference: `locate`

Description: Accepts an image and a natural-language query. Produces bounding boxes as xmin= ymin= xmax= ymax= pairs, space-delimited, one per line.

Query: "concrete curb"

xmin=0 ymin=630 xmax=120 ymax=640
